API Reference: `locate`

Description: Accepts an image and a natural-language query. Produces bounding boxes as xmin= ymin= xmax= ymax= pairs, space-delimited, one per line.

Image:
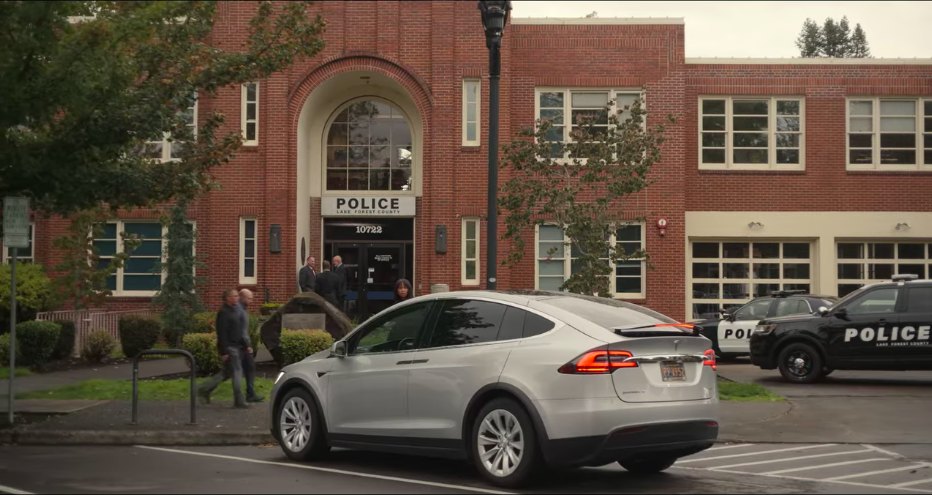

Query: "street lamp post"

xmin=478 ymin=0 xmax=511 ymax=291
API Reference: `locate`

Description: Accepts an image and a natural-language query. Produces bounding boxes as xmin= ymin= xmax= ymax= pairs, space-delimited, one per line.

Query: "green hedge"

xmin=16 ymin=320 xmax=61 ymax=367
xmin=0 ymin=263 xmax=57 ymax=327
xmin=181 ymin=332 xmax=221 ymax=376
xmin=0 ymin=333 xmax=22 ymax=363
xmin=82 ymin=329 xmax=115 ymax=364
xmin=52 ymin=320 xmax=76 ymax=360
xmin=190 ymin=311 xmax=216 ymax=334
xmin=281 ymin=329 xmax=333 ymax=366
xmin=119 ymin=315 xmax=161 ymax=358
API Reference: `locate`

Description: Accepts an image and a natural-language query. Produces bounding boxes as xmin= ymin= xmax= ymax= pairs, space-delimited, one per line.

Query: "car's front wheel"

xmin=618 ymin=455 xmax=677 ymax=474
xmin=777 ymin=342 xmax=824 ymax=383
xmin=471 ymin=398 xmax=541 ymax=488
xmin=276 ymin=387 xmax=330 ymax=461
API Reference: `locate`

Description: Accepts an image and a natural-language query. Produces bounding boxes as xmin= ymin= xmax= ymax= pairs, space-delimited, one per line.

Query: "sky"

xmin=512 ymin=1 xmax=932 ymax=59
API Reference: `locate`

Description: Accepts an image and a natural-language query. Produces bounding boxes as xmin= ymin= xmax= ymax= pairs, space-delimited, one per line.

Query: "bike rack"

xmin=131 ymin=349 xmax=197 ymax=425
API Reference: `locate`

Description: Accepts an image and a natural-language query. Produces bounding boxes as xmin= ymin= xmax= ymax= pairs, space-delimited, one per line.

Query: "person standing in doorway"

xmin=197 ymin=289 xmax=249 ymax=408
xmin=298 ymin=255 xmax=317 ymax=293
xmin=393 ymin=278 xmax=413 ymax=304
xmin=331 ymin=255 xmax=348 ymax=311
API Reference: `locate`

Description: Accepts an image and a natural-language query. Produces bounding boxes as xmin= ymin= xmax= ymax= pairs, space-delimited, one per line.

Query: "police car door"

xmin=825 ymin=287 xmax=901 ymax=367
xmin=719 ymin=298 xmax=773 ymax=354
xmin=898 ymin=285 xmax=932 ymax=367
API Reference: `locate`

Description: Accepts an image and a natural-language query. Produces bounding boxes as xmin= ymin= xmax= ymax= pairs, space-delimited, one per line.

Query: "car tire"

xmin=276 ymin=387 xmax=330 ymax=461
xmin=618 ymin=455 xmax=677 ymax=474
xmin=777 ymin=342 xmax=824 ymax=383
xmin=471 ymin=398 xmax=541 ymax=488
xmin=823 ymin=367 xmax=834 ymax=377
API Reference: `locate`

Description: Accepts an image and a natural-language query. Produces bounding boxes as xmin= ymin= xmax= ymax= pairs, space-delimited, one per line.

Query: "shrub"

xmin=190 ymin=311 xmax=216 ymax=334
xmin=0 ymin=263 xmax=58 ymax=328
xmin=82 ymin=329 xmax=116 ymax=364
xmin=0 ymin=333 xmax=22 ymax=363
xmin=181 ymin=332 xmax=221 ymax=376
xmin=16 ymin=320 xmax=61 ymax=367
xmin=248 ymin=314 xmax=261 ymax=350
xmin=119 ymin=315 xmax=162 ymax=359
xmin=281 ymin=329 xmax=333 ymax=366
xmin=52 ymin=320 xmax=76 ymax=360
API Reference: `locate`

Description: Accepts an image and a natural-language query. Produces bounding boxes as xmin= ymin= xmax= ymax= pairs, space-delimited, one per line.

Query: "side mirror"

xmin=720 ymin=309 xmax=735 ymax=322
xmin=832 ymin=307 xmax=848 ymax=320
xmin=818 ymin=306 xmax=830 ymax=317
xmin=331 ymin=341 xmax=347 ymax=358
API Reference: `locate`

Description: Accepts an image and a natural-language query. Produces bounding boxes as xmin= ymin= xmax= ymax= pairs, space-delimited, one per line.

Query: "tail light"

xmin=558 ymin=348 xmax=638 ymax=374
xmin=655 ymin=323 xmax=698 ymax=332
xmin=703 ymin=349 xmax=717 ymax=371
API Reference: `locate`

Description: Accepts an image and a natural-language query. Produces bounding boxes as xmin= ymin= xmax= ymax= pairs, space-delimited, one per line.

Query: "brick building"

xmin=9 ymin=2 xmax=932 ymax=322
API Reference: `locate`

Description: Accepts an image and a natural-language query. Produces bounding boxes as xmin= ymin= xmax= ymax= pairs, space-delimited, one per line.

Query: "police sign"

xmin=3 ymin=196 xmax=30 ymax=249
xmin=845 ymin=326 xmax=931 ymax=347
xmin=322 ymin=196 xmax=415 ymax=217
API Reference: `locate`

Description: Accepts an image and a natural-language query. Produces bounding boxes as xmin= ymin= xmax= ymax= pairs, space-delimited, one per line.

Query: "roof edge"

xmin=686 ymin=57 xmax=932 ymax=65
xmin=512 ymin=17 xmax=684 ymax=25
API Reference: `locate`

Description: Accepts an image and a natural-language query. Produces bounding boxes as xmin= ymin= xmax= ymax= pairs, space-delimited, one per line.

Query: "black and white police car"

xmin=694 ymin=290 xmax=837 ymax=359
xmin=750 ymin=275 xmax=932 ymax=383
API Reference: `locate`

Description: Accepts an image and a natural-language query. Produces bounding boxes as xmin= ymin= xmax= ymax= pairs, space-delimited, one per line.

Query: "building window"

xmin=699 ymin=97 xmax=804 ymax=170
xmin=240 ymin=218 xmax=257 ymax=284
xmin=847 ymin=98 xmax=932 ymax=171
xmin=94 ymin=221 xmax=165 ymax=296
xmin=1 ymin=223 xmax=34 ymax=263
xmin=689 ymin=241 xmax=812 ymax=318
xmin=143 ymin=93 xmax=197 ymax=162
xmin=462 ymin=218 xmax=480 ymax=286
xmin=536 ymin=223 xmax=645 ymax=298
xmin=837 ymin=241 xmax=932 ymax=296
xmin=325 ymin=99 xmax=413 ymax=191
xmin=242 ymin=82 xmax=258 ymax=146
xmin=537 ymin=89 xmax=641 ymax=159
xmin=462 ymin=79 xmax=480 ymax=147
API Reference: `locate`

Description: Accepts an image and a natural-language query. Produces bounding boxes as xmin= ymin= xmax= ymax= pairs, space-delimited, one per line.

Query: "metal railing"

xmin=131 ymin=349 xmax=197 ymax=425
xmin=36 ymin=309 xmax=160 ymax=357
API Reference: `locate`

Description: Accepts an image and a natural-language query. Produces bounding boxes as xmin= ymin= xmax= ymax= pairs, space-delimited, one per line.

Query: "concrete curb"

xmin=0 ymin=429 xmax=274 ymax=446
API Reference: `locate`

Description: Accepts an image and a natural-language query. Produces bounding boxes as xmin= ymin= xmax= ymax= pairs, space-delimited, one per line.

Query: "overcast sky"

xmin=512 ymin=1 xmax=932 ymax=59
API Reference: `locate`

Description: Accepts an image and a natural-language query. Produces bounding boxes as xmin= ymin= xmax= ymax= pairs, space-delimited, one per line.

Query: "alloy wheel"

xmin=785 ymin=350 xmax=812 ymax=378
xmin=280 ymin=396 xmax=313 ymax=452
xmin=477 ymin=409 xmax=524 ymax=478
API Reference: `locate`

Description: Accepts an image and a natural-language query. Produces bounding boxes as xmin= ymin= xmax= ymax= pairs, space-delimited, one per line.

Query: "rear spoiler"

xmin=612 ymin=323 xmax=702 ymax=338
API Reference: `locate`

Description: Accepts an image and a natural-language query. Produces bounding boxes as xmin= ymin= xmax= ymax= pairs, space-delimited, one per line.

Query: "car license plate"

xmin=660 ymin=361 xmax=686 ymax=382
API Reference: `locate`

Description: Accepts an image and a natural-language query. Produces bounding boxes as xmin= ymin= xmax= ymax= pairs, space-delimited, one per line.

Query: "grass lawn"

xmin=0 ymin=367 xmax=32 ymax=379
xmin=718 ymin=378 xmax=783 ymax=402
xmin=19 ymin=377 xmax=275 ymax=401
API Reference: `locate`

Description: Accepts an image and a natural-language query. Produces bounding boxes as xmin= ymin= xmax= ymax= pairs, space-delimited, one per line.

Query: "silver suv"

xmin=270 ymin=290 xmax=719 ymax=487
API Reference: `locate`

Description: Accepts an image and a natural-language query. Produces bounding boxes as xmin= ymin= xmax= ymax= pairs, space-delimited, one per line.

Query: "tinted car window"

xmin=906 ymin=286 xmax=932 ymax=313
xmin=735 ymin=298 xmax=772 ymax=320
xmin=352 ymin=302 xmax=431 ymax=355
xmin=497 ymin=307 xmax=525 ymax=341
xmin=523 ymin=312 xmax=554 ymax=337
xmin=845 ymin=288 xmax=899 ymax=315
xmin=427 ymin=299 xmax=507 ymax=348
xmin=774 ymin=298 xmax=809 ymax=317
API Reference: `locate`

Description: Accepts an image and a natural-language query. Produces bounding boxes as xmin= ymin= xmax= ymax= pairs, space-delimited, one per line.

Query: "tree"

xmin=796 ymin=16 xmax=870 ymax=58
xmin=153 ymin=199 xmax=204 ymax=346
xmin=498 ymin=97 xmax=670 ymax=296
xmin=795 ymin=18 xmax=823 ymax=57
xmin=0 ymin=1 xmax=326 ymax=215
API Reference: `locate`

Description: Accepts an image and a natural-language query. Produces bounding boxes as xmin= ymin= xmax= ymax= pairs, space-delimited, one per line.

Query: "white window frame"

xmin=535 ymin=88 xmax=644 ymax=162
xmin=836 ymin=240 xmax=932 ymax=296
xmin=1 ymin=223 xmax=34 ymax=263
xmin=461 ymin=217 xmax=480 ymax=286
xmin=462 ymin=79 xmax=480 ymax=147
xmin=698 ymin=96 xmax=805 ymax=171
xmin=95 ymin=221 xmax=167 ymax=297
xmin=846 ymin=97 xmax=932 ymax=172
xmin=145 ymin=94 xmax=198 ymax=162
xmin=534 ymin=222 xmax=646 ymax=299
xmin=241 ymin=82 xmax=259 ymax=146
xmin=240 ymin=217 xmax=258 ymax=285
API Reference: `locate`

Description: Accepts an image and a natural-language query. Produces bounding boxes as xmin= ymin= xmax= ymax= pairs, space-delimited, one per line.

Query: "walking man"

xmin=237 ymin=288 xmax=263 ymax=403
xmin=331 ymin=255 xmax=347 ymax=311
xmin=197 ymin=289 xmax=250 ymax=408
xmin=298 ymin=255 xmax=317 ymax=292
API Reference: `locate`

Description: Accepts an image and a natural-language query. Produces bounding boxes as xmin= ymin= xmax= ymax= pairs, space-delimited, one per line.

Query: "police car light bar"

xmin=892 ymin=274 xmax=919 ymax=282
xmin=770 ymin=289 xmax=807 ymax=297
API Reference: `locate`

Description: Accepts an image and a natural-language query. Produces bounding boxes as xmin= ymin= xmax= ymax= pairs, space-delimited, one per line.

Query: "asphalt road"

xmin=1 ymin=444 xmax=928 ymax=494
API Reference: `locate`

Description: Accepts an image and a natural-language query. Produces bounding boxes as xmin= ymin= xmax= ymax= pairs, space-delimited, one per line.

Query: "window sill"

xmin=460 ymin=145 xmax=482 ymax=153
xmin=846 ymin=166 xmax=932 ymax=173
xmin=698 ymin=167 xmax=806 ymax=174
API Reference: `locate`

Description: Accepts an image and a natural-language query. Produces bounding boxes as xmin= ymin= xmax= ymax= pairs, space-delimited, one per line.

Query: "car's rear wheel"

xmin=276 ymin=388 xmax=330 ymax=461
xmin=777 ymin=342 xmax=824 ymax=383
xmin=618 ymin=455 xmax=677 ymax=474
xmin=472 ymin=398 xmax=540 ymax=488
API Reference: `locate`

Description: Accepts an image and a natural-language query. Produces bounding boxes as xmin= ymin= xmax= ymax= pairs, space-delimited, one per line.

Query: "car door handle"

xmin=395 ymin=359 xmax=429 ymax=365
xmin=396 ymin=360 xmax=411 ymax=365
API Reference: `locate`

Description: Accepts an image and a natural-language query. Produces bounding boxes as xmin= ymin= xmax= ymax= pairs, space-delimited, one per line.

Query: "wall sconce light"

xmin=656 ymin=218 xmax=668 ymax=237
xmin=895 ymin=222 xmax=911 ymax=231
xmin=748 ymin=221 xmax=764 ymax=230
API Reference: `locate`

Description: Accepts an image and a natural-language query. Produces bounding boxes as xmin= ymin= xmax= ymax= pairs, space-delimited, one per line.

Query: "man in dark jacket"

xmin=314 ymin=260 xmax=343 ymax=310
xmin=298 ymin=256 xmax=317 ymax=292
xmin=197 ymin=289 xmax=249 ymax=408
xmin=331 ymin=255 xmax=347 ymax=311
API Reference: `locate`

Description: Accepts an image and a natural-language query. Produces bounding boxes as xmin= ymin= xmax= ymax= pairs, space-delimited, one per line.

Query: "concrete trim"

xmin=512 ymin=17 xmax=684 ymax=25
xmin=686 ymin=57 xmax=932 ymax=65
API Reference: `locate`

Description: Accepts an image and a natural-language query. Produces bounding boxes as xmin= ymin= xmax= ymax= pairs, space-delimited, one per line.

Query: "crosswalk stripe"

xmin=825 ymin=463 xmax=930 ymax=481
xmin=705 ymin=443 xmax=756 ymax=452
xmin=890 ymin=476 xmax=932 ymax=489
xmin=761 ymin=457 xmax=888 ymax=475
xmin=678 ymin=444 xmax=835 ymax=463
xmin=709 ymin=448 xmax=871 ymax=470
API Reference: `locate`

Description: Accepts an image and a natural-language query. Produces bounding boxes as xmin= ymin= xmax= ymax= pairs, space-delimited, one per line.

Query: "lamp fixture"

xmin=895 ymin=222 xmax=911 ymax=231
xmin=748 ymin=221 xmax=764 ymax=230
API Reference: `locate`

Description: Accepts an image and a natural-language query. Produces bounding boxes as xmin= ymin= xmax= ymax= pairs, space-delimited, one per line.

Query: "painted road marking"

xmin=825 ymin=463 xmax=931 ymax=482
xmin=705 ymin=443 xmax=756 ymax=452
xmin=678 ymin=443 xmax=835 ymax=463
xmin=761 ymin=457 xmax=888 ymax=475
xmin=136 ymin=446 xmax=513 ymax=495
xmin=708 ymin=448 xmax=872 ymax=470
xmin=0 ymin=485 xmax=32 ymax=495
xmin=676 ymin=466 xmax=932 ymax=494
xmin=891 ymin=478 xmax=932 ymax=489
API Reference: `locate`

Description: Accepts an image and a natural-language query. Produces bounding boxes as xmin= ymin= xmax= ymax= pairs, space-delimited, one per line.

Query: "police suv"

xmin=694 ymin=291 xmax=837 ymax=359
xmin=750 ymin=275 xmax=932 ymax=383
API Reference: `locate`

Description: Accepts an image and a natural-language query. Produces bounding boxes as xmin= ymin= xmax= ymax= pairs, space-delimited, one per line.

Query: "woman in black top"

xmin=393 ymin=278 xmax=413 ymax=303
